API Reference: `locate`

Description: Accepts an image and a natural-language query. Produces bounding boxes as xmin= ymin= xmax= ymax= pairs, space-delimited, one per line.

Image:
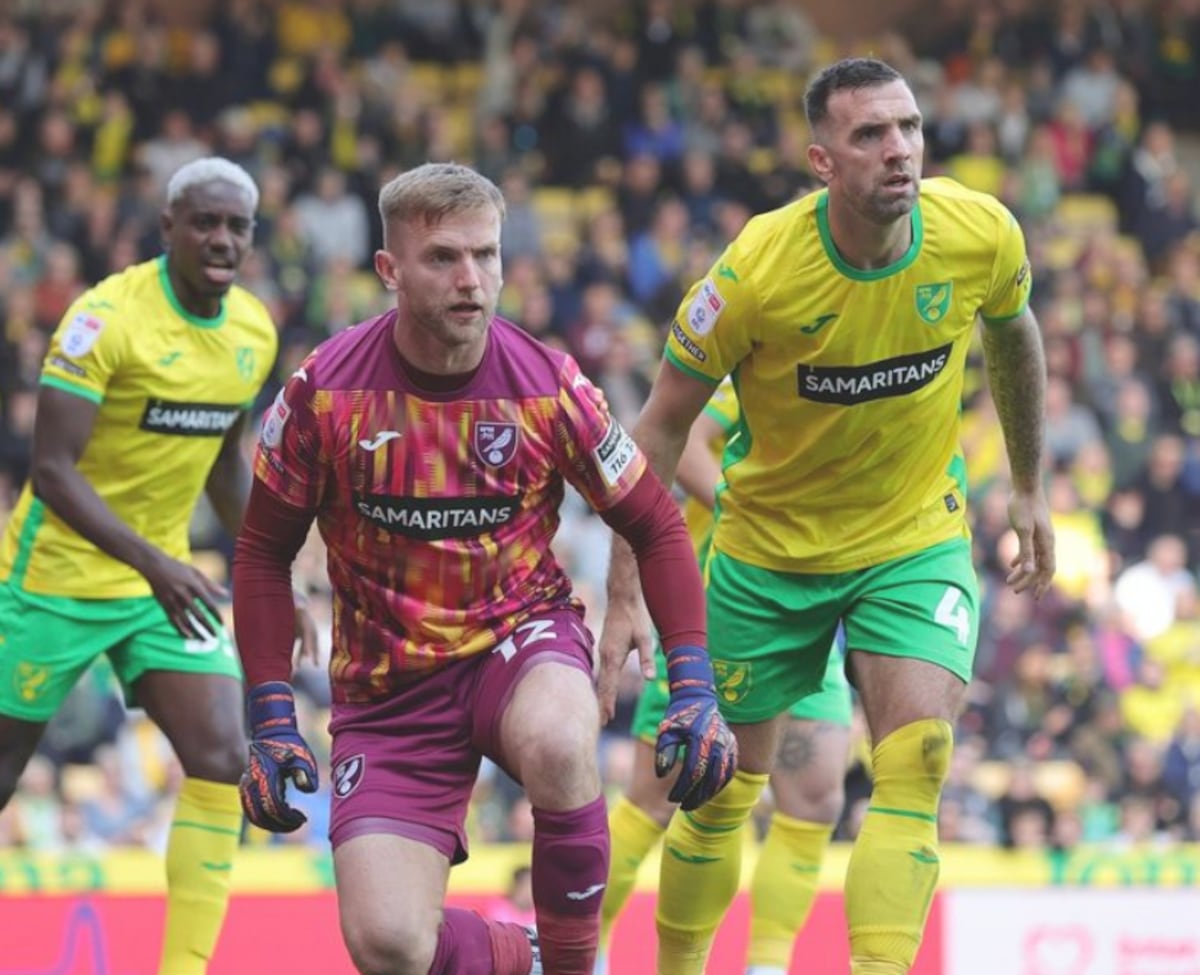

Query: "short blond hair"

xmin=378 ymin=163 xmax=505 ymax=245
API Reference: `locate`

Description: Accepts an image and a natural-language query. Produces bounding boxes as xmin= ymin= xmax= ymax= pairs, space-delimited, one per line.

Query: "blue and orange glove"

xmin=656 ymin=646 xmax=738 ymax=811
xmin=239 ymin=681 xmax=319 ymax=833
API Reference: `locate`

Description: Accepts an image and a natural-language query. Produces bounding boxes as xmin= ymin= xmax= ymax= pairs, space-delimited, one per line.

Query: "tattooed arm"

xmin=981 ymin=308 xmax=1056 ymax=597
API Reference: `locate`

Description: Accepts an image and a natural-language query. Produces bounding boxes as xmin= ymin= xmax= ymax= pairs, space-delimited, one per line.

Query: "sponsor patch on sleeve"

xmin=61 ymin=313 xmax=105 ymax=358
xmin=48 ymin=355 xmax=87 ymax=378
xmin=593 ymin=419 xmax=638 ymax=487
xmin=686 ymin=278 xmax=725 ymax=336
xmin=260 ymin=390 xmax=291 ymax=449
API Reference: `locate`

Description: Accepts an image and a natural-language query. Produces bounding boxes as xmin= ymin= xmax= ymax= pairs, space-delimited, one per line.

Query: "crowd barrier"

xmin=1 ymin=844 xmax=1197 ymax=974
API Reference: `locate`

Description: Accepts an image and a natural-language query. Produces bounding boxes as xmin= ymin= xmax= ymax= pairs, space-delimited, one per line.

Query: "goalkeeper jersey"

xmin=665 ymin=177 xmax=1032 ymax=573
xmin=253 ymin=311 xmax=647 ymax=698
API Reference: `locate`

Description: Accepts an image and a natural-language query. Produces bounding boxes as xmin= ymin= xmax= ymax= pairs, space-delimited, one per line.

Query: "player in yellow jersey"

xmin=0 ymin=158 xmax=315 ymax=975
xmin=598 ymin=380 xmax=851 ymax=975
xmin=598 ymin=59 xmax=1056 ymax=975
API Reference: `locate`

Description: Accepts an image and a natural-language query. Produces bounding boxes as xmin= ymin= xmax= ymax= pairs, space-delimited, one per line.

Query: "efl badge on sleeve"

xmin=61 ymin=313 xmax=105 ymax=358
xmin=475 ymin=421 xmax=518 ymax=467
xmin=686 ymin=278 xmax=725 ymax=336
xmin=260 ymin=390 xmax=290 ymax=449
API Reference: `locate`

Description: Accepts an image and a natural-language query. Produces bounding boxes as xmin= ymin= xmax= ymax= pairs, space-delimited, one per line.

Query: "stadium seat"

xmin=1055 ymin=194 xmax=1119 ymax=233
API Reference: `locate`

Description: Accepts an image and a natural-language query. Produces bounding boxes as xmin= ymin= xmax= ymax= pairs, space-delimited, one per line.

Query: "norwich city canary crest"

xmin=713 ymin=659 xmax=753 ymax=705
xmin=915 ymin=282 xmax=952 ymax=325
xmin=14 ymin=661 xmax=51 ymax=702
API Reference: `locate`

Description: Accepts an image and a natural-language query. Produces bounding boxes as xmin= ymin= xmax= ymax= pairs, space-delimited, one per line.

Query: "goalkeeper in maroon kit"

xmin=232 ymin=162 xmax=737 ymax=975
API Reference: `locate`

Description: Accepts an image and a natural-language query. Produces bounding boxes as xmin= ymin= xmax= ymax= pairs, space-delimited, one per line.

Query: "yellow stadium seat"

xmin=749 ymin=147 xmax=778 ymax=175
xmin=1055 ymin=194 xmax=1119 ymax=233
xmin=531 ymin=187 xmax=578 ymax=227
xmin=575 ymin=186 xmax=615 ymax=221
xmin=443 ymin=105 xmax=474 ymax=158
xmin=453 ymin=63 xmax=484 ymax=99
xmin=409 ymin=62 xmax=448 ymax=97
xmin=759 ymin=68 xmax=797 ymax=103
xmin=541 ymin=227 xmax=581 ymax=258
xmin=970 ymin=759 xmax=1087 ymax=813
xmin=1036 ymin=761 xmax=1087 ymax=812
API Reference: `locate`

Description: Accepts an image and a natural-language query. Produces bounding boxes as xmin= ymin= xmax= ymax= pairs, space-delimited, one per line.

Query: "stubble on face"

xmin=391 ymin=206 xmax=503 ymax=367
xmin=824 ymin=81 xmax=923 ymax=226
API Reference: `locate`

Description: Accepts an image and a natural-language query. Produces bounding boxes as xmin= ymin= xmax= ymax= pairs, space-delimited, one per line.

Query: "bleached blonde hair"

xmin=166 ymin=157 xmax=259 ymax=209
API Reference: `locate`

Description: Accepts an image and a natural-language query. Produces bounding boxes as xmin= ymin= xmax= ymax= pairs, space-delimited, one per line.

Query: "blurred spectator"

xmin=997 ymin=760 xmax=1057 ymax=849
xmin=1 ymin=0 xmax=1199 ymax=860
xmin=1163 ymin=705 xmax=1200 ymax=807
xmin=293 ymin=167 xmax=371 ymax=269
xmin=1114 ymin=533 xmax=1197 ymax=641
xmin=487 ymin=865 xmax=537 ymax=927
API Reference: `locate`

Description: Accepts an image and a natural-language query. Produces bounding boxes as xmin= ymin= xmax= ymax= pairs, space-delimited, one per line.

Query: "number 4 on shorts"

xmin=934 ymin=586 xmax=970 ymax=645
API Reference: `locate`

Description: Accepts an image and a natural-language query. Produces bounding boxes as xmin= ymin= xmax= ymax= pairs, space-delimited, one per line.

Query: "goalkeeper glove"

xmin=656 ymin=645 xmax=738 ymax=811
xmin=239 ymin=681 xmax=319 ymax=833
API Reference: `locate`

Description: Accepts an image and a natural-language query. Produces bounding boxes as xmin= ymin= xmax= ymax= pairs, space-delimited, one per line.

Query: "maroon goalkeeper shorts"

xmin=326 ymin=605 xmax=594 ymax=864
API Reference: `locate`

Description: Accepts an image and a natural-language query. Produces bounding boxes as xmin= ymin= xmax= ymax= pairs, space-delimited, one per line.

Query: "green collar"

xmin=815 ymin=191 xmax=923 ymax=281
xmin=157 ymin=255 xmax=227 ymax=328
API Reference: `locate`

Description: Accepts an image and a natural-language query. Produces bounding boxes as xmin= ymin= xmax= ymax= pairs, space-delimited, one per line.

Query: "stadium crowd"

xmin=1 ymin=0 xmax=1199 ymax=861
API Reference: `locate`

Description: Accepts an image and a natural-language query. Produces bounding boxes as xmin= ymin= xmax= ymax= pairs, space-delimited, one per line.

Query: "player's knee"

xmin=876 ymin=718 xmax=953 ymax=789
xmin=522 ymin=719 xmax=599 ymax=793
xmin=772 ymin=773 xmax=844 ymax=825
xmin=342 ymin=913 xmax=437 ymax=975
xmin=178 ymin=734 xmax=247 ymax=785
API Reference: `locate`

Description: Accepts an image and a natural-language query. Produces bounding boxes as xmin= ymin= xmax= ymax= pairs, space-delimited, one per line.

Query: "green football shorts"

xmin=630 ymin=636 xmax=851 ymax=743
xmin=0 ymin=584 xmax=242 ymax=721
xmin=706 ymin=537 xmax=979 ymax=724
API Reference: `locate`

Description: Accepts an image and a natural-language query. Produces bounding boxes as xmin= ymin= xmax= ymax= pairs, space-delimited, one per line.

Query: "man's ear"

xmin=374 ymin=250 xmax=399 ymax=291
xmin=807 ymin=143 xmax=833 ymax=184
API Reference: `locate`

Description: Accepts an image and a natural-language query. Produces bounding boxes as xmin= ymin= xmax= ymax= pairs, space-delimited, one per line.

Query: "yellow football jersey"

xmin=682 ymin=379 xmax=738 ymax=553
xmin=666 ymin=178 xmax=1032 ymax=573
xmin=0 ymin=257 xmax=278 ymax=597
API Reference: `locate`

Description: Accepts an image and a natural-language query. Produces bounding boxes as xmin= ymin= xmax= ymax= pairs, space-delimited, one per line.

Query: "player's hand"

xmin=595 ymin=594 xmax=655 ymax=725
xmin=240 ymin=682 xmax=319 ymax=833
xmin=655 ymin=646 xmax=738 ymax=811
xmin=292 ymin=592 xmax=321 ymax=668
xmin=142 ymin=551 xmax=229 ymax=640
xmin=1006 ymin=487 xmax=1056 ymax=599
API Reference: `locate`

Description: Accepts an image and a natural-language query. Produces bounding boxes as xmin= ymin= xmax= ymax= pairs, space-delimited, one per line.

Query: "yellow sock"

xmin=656 ymin=768 xmax=769 ymax=975
xmin=846 ymin=719 xmax=952 ymax=975
xmin=159 ymin=778 xmax=242 ymax=975
xmin=747 ymin=813 xmax=833 ymax=971
xmin=600 ymin=796 xmax=666 ymax=949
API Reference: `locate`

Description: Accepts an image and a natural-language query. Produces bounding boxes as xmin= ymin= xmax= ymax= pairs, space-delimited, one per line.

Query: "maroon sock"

xmin=531 ymin=796 xmax=609 ymax=975
xmin=429 ymin=908 xmax=532 ymax=975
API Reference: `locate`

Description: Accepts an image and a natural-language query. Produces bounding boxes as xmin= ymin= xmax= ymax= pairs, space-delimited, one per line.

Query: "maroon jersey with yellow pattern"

xmin=254 ymin=311 xmax=645 ymax=702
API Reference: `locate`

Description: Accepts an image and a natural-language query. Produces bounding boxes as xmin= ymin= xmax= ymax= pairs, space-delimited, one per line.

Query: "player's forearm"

xmin=206 ymin=451 xmax=253 ymax=537
xmin=602 ymin=473 xmax=706 ymax=648
xmin=606 ymin=415 xmax=692 ymax=604
xmin=33 ymin=460 xmax=165 ymax=577
xmin=675 ymin=430 xmax=720 ymax=510
xmin=982 ymin=315 xmax=1048 ymax=493
xmin=232 ymin=484 xmax=313 ymax=685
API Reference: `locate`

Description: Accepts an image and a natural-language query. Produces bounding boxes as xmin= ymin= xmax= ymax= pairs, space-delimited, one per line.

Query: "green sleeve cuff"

xmin=663 ymin=347 xmax=722 ymax=386
xmin=980 ymin=300 xmax=1029 ymax=325
xmin=40 ymin=375 xmax=103 ymax=403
